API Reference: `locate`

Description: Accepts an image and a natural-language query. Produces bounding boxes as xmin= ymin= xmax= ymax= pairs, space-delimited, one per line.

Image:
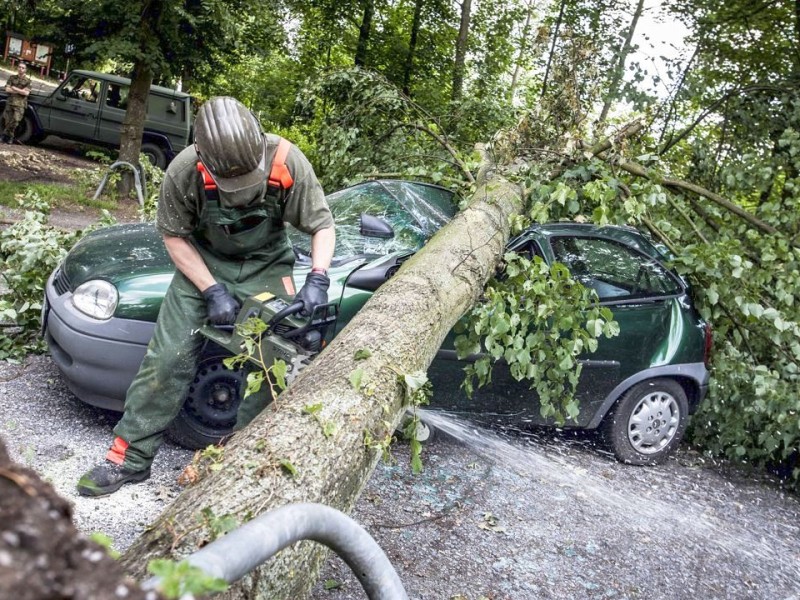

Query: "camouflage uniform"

xmin=2 ymin=72 xmax=31 ymax=141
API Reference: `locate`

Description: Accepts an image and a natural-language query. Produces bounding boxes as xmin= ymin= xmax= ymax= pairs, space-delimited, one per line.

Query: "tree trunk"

xmin=402 ymin=0 xmax=424 ymax=96
xmin=509 ymin=0 xmax=535 ymax=102
xmin=541 ymin=0 xmax=566 ymax=99
xmin=112 ymin=0 xmax=165 ymax=198
xmin=355 ymin=0 xmax=374 ymax=67
xmin=451 ymin=0 xmax=472 ymax=101
xmin=117 ymin=61 xmax=153 ymax=197
xmin=121 ymin=167 xmax=524 ymax=597
xmin=597 ymin=0 xmax=645 ymax=124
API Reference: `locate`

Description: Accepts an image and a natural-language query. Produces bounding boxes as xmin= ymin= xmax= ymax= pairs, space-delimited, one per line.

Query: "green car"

xmin=43 ymin=180 xmax=710 ymax=464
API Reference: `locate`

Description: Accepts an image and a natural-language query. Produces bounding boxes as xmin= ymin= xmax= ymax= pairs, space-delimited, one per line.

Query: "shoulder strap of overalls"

xmin=196 ymin=161 xmax=220 ymax=203
xmin=267 ymin=137 xmax=294 ymax=193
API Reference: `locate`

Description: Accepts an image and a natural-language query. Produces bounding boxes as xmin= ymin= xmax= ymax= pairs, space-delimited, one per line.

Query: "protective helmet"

xmin=194 ymin=96 xmax=266 ymax=196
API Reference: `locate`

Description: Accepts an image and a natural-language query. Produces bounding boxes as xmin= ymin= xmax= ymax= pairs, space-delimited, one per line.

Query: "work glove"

xmin=202 ymin=283 xmax=239 ymax=325
xmin=295 ymin=271 xmax=330 ymax=316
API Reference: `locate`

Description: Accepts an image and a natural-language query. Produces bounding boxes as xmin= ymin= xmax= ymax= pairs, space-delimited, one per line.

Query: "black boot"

xmin=0 ymin=135 xmax=9 ymax=144
xmin=77 ymin=461 xmax=151 ymax=497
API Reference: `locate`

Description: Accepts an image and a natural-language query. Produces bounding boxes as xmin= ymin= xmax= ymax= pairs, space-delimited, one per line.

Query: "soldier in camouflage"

xmin=2 ymin=62 xmax=31 ymax=144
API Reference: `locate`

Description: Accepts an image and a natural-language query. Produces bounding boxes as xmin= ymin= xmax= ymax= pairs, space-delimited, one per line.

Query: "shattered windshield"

xmin=287 ymin=180 xmax=456 ymax=262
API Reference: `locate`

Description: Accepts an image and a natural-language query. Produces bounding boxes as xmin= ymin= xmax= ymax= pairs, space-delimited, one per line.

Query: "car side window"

xmin=106 ymin=84 xmax=129 ymax=110
xmin=550 ymin=236 xmax=681 ymax=301
xmin=62 ymin=75 xmax=101 ymax=103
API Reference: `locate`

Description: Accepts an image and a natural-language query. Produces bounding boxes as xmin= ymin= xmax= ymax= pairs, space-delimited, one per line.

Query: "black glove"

xmin=295 ymin=271 xmax=330 ymax=316
xmin=202 ymin=283 xmax=239 ymax=325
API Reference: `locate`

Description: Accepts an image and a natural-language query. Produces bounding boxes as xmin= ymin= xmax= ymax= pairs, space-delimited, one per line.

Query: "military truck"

xmin=0 ymin=70 xmax=192 ymax=168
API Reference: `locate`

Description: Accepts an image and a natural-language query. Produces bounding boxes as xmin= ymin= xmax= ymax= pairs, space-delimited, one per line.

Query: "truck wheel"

xmin=15 ymin=114 xmax=43 ymax=145
xmin=141 ymin=142 xmax=167 ymax=169
xmin=601 ymin=378 xmax=689 ymax=465
xmin=167 ymin=351 xmax=246 ymax=450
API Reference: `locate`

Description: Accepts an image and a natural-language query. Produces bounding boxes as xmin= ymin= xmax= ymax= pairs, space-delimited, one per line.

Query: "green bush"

xmin=0 ymin=192 xmax=81 ymax=360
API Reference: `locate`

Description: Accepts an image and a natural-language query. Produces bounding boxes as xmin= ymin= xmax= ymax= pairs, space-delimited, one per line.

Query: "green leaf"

xmin=303 ymin=402 xmax=323 ymax=415
xmin=403 ymin=371 xmax=428 ymax=393
xmin=279 ymin=459 xmax=298 ymax=477
xmin=272 ymin=359 xmax=288 ymax=391
xmin=245 ymin=371 xmax=264 ymax=399
xmin=349 ymin=368 xmax=364 ymax=390
xmin=354 ymin=348 xmax=372 ymax=360
xmin=322 ymin=421 xmax=337 ymax=439
xmin=148 ymin=560 xmax=228 ymax=599
xmin=410 ymin=439 xmax=423 ymax=474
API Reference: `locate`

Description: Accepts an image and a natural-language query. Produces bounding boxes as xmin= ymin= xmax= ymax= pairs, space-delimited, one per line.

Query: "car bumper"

xmin=44 ymin=271 xmax=155 ymax=411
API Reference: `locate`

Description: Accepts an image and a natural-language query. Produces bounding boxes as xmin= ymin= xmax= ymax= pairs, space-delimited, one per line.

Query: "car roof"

xmin=520 ymin=222 xmax=671 ymax=262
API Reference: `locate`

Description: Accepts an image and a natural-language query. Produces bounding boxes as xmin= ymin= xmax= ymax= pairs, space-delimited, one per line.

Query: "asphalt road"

xmin=1 ymin=354 xmax=799 ymax=599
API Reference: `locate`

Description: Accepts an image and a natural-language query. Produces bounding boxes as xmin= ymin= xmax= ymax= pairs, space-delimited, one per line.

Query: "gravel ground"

xmin=1 ymin=355 xmax=799 ymax=600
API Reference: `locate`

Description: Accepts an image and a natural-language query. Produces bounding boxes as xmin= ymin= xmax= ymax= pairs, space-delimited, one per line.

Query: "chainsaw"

xmin=199 ymin=291 xmax=339 ymax=384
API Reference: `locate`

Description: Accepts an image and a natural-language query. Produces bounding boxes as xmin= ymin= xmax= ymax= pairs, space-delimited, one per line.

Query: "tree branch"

xmin=614 ymin=158 xmax=791 ymax=243
xmin=392 ymin=122 xmax=476 ymax=184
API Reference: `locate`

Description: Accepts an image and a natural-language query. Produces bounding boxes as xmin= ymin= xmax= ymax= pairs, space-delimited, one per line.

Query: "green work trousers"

xmin=111 ymin=244 xmax=294 ymax=472
xmin=1 ymin=104 xmax=24 ymax=138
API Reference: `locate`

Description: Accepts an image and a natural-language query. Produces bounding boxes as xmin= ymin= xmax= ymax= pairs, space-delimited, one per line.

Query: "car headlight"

xmin=72 ymin=280 xmax=118 ymax=320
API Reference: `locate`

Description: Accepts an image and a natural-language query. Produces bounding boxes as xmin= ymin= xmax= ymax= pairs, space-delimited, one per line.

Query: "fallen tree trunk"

xmin=121 ymin=172 xmax=525 ymax=596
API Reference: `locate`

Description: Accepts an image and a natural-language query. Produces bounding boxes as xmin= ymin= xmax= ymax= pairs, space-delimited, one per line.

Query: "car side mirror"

xmin=360 ymin=214 xmax=394 ymax=239
xmin=56 ymin=89 xmax=68 ymax=100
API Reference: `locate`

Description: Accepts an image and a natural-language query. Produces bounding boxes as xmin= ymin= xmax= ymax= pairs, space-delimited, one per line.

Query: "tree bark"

xmin=509 ymin=0 xmax=535 ymax=102
xmin=118 ymin=62 xmax=154 ymax=197
xmin=402 ymin=0 xmax=424 ymax=96
xmin=121 ymin=167 xmax=524 ymax=597
xmin=117 ymin=0 xmax=165 ymax=197
xmin=452 ymin=0 xmax=472 ymax=101
xmin=541 ymin=0 xmax=566 ymax=99
xmin=355 ymin=0 xmax=374 ymax=67
xmin=597 ymin=0 xmax=645 ymax=124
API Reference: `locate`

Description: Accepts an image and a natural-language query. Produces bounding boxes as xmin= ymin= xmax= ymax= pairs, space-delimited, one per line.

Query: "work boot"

xmin=76 ymin=461 xmax=151 ymax=497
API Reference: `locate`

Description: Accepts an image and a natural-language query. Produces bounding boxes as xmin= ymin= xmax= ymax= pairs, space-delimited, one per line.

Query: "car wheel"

xmin=141 ymin=142 xmax=167 ymax=169
xmin=167 ymin=351 xmax=247 ymax=450
xmin=601 ymin=378 xmax=688 ymax=465
xmin=15 ymin=114 xmax=43 ymax=144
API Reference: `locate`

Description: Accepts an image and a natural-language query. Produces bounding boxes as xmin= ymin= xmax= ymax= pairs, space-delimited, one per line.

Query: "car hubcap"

xmin=184 ymin=358 xmax=243 ymax=429
xmin=627 ymin=390 xmax=680 ymax=454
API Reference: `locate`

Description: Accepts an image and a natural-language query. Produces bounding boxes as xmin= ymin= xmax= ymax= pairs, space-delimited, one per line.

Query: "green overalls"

xmin=108 ymin=156 xmax=296 ymax=472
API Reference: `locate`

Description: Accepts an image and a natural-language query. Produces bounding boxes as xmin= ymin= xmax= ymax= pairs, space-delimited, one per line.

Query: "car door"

xmin=428 ymin=232 xmax=686 ymax=428
xmin=95 ymin=82 xmax=129 ymax=145
xmin=43 ymin=74 xmax=102 ymax=140
xmin=545 ymin=234 xmax=686 ymax=424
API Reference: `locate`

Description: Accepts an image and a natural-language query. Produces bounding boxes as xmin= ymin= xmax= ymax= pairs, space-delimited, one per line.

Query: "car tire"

xmin=15 ymin=114 xmax=44 ymax=145
xmin=601 ymin=378 xmax=688 ymax=465
xmin=167 ymin=350 xmax=248 ymax=450
xmin=141 ymin=142 xmax=167 ymax=169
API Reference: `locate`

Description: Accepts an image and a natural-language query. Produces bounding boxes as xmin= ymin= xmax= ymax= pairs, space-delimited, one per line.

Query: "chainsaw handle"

xmin=268 ymin=300 xmax=305 ymax=329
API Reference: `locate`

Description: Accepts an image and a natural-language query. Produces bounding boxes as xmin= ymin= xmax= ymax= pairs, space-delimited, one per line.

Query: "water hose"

xmin=143 ymin=502 xmax=408 ymax=600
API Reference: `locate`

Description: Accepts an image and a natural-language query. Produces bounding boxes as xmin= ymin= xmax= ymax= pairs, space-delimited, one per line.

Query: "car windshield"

xmin=287 ymin=180 xmax=456 ymax=261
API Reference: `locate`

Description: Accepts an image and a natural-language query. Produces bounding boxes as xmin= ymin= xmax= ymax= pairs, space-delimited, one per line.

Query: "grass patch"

xmin=0 ymin=181 xmax=118 ymax=211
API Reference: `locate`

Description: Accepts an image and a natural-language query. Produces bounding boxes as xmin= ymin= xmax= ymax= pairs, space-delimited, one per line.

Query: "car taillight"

xmin=703 ymin=322 xmax=713 ymax=368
